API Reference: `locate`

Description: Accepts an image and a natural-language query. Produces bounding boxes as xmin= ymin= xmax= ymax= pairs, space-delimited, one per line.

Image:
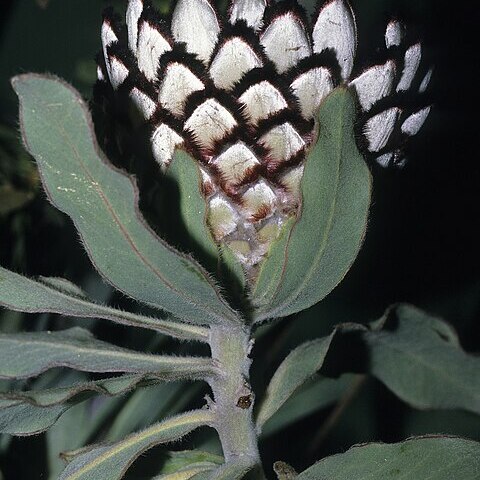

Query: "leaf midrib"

xmin=63 ymin=410 xmax=213 ymax=480
xmin=0 ymin=336 xmax=213 ymax=376
xmin=9 ymin=272 xmax=209 ymax=341
xmin=0 ymin=374 xmax=154 ymax=408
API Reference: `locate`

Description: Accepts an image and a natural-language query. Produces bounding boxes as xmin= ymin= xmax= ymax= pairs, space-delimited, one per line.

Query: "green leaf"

xmin=159 ymin=450 xmax=223 ymax=474
xmin=297 ymin=436 xmax=480 ymax=480
xmin=166 ymin=151 xmax=219 ymax=271
xmin=259 ymin=303 xmax=480 ymax=427
xmin=250 ymin=217 xmax=295 ymax=309
xmin=154 ymin=465 xmax=215 ymax=480
xmin=260 ymin=374 xmax=356 ymax=438
xmin=46 ymin=373 xmax=94 ymax=480
xmin=190 ymin=459 xmax=255 ymax=480
xmin=154 ymin=450 xmax=223 ymax=479
xmin=104 ymin=383 xmax=200 ymax=441
xmin=11 ymin=74 xmax=239 ymax=326
xmin=0 ymin=267 xmax=209 ymax=342
xmin=58 ymin=410 xmax=213 ymax=480
xmin=219 ymin=243 xmax=246 ymax=296
xmin=253 ymin=88 xmax=371 ymax=321
xmin=256 ymin=325 xmax=364 ymax=429
xmin=0 ymin=374 xmax=160 ymax=436
xmin=0 ymin=327 xmax=215 ymax=380
xmin=363 ymin=304 xmax=480 ymax=415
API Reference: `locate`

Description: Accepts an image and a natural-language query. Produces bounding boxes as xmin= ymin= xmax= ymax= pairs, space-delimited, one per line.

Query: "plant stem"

xmin=209 ymin=325 xmax=263 ymax=476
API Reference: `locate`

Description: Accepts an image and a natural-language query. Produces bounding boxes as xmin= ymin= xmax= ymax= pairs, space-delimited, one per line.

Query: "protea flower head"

xmin=97 ymin=0 xmax=432 ymax=269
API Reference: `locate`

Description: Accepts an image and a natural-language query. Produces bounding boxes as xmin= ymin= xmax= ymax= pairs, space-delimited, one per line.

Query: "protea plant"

xmin=9 ymin=3 xmax=480 ymax=480
xmin=97 ymin=0 xmax=432 ymax=271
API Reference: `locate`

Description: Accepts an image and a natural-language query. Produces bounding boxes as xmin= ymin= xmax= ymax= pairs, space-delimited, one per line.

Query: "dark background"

xmin=0 ymin=1 xmax=479 ymax=479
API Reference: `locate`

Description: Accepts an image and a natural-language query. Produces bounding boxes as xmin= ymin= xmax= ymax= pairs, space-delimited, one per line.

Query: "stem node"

xmin=208 ymin=325 xmax=260 ymax=467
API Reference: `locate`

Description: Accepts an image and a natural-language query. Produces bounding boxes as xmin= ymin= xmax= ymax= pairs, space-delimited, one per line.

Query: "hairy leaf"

xmin=279 ymin=305 xmax=480 ymax=417
xmin=0 ymin=374 xmax=160 ymax=436
xmin=154 ymin=450 xmax=223 ymax=479
xmin=0 ymin=327 xmax=215 ymax=380
xmin=258 ymin=302 xmax=480 ymax=432
xmin=59 ymin=410 xmax=213 ymax=480
xmin=256 ymin=325 xmax=364 ymax=428
xmin=166 ymin=151 xmax=219 ymax=271
xmin=253 ymin=88 xmax=371 ymax=321
xmin=363 ymin=304 xmax=480 ymax=414
xmin=12 ymin=74 xmax=239 ymax=326
xmin=0 ymin=267 xmax=209 ymax=342
xmin=46 ymin=380 xmax=96 ymax=479
xmin=219 ymin=243 xmax=246 ymax=297
xmin=297 ymin=436 xmax=480 ymax=479
xmin=154 ymin=465 xmax=215 ymax=480
xmin=250 ymin=218 xmax=294 ymax=310
xmin=260 ymin=374 xmax=356 ymax=438
xmin=190 ymin=459 xmax=255 ymax=480
xmin=104 ymin=383 xmax=201 ymax=441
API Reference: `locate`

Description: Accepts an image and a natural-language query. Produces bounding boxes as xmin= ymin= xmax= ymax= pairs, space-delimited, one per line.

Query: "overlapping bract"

xmin=97 ymin=0 xmax=431 ymax=266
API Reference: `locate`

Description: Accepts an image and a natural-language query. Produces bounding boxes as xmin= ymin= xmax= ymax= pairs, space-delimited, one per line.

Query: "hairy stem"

xmin=209 ymin=325 xmax=263 ymax=475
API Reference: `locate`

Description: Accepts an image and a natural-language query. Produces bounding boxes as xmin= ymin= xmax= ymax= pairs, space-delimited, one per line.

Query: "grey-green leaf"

xmin=297 ymin=436 xmax=480 ymax=479
xmin=250 ymin=217 xmax=294 ymax=310
xmin=260 ymin=374 xmax=356 ymax=438
xmin=0 ymin=374 xmax=159 ymax=436
xmin=154 ymin=450 xmax=223 ymax=479
xmin=59 ymin=410 xmax=213 ymax=480
xmin=256 ymin=325 xmax=364 ymax=429
xmin=0 ymin=327 xmax=215 ymax=380
xmin=219 ymin=243 xmax=246 ymax=296
xmin=0 ymin=266 xmax=209 ymax=342
xmin=166 ymin=150 xmax=219 ymax=271
xmin=104 ymin=383 xmax=201 ymax=441
xmin=253 ymin=88 xmax=371 ymax=321
xmin=364 ymin=304 xmax=480 ymax=415
xmin=190 ymin=459 xmax=255 ymax=480
xmin=154 ymin=464 xmax=216 ymax=479
xmin=11 ymin=74 xmax=239 ymax=326
xmin=256 ymin=336 xmax=334 ymax=428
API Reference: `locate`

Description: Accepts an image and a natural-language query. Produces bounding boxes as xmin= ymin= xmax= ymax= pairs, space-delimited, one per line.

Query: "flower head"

xmin=97 ymin=0 xmax=431 ymax=267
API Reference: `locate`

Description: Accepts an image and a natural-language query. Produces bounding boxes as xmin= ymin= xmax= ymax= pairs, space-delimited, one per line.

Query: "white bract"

xmin=98 ymin=0 xmax=432 ymax=267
